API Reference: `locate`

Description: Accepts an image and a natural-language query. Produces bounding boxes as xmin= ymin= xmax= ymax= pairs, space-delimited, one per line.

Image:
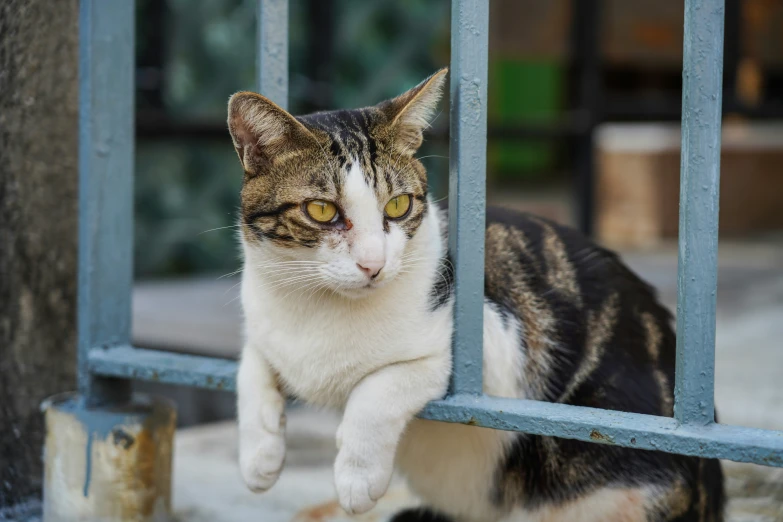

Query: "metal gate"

xmin=79 ymin=0 xmax=783 ymax=468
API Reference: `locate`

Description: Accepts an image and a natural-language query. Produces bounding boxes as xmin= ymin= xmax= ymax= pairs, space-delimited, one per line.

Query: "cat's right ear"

xmin=227 ymin=92 xmax=317 ymax=175
xmin=376 ymin=68 xmax=448 ymax=155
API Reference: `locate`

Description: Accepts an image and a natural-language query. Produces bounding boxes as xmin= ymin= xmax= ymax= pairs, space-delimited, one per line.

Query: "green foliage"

xmin=135 ymin=141 xmax=242 ymax=278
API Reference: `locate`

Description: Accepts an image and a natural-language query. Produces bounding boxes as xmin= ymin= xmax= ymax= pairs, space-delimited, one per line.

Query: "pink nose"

xmin=356 ymin=260 xmax=384 ymax=279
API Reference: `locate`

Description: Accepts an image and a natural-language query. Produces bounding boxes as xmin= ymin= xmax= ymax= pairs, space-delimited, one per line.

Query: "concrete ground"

xmin=132 ymin=236 xmax=783 ymax=521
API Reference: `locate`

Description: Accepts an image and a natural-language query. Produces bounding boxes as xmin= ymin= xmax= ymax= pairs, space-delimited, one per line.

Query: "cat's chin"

xmin=332 ymin=280 xmax=389 ymax=300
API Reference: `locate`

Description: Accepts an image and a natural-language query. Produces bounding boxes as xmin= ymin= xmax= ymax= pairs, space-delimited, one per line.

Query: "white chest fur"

xmin=241 ymin=206 xmax=450 ymax=408
xmin=243 ymin=271 xmax=454 ymax=408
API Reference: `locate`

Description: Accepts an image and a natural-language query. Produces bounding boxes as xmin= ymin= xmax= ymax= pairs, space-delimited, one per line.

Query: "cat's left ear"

xmin=377 ymin=68 xmax=448 ymax=154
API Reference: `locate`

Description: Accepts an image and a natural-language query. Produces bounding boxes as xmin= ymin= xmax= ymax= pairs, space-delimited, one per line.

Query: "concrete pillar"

xmin=42 ymin=393 xmax=176 ymax=522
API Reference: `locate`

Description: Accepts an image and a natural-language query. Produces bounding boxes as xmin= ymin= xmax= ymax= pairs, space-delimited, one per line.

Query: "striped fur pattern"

xmin=229 ymin=69 xmax=725 ymax=522
xmin=228 ymin=71 xmax=436 ymax=248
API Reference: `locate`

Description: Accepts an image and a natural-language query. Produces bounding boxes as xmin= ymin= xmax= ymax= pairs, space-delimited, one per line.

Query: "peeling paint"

xmin=83 ymin=432 xmax=93 ymax=497
xmin=112 ymin=428 xmax=135 ymax=449
xmin=589 ymin=430 xmax=615 ymax=444
xmin=42 ymin=392 xmax=175 ymax=521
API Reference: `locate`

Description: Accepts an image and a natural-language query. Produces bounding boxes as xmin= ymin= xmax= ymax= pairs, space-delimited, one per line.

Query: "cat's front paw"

xmin=334 ymin=445 xmax=393 ymax=515
xmin=239 ymin=429 xmax=286 ymax=493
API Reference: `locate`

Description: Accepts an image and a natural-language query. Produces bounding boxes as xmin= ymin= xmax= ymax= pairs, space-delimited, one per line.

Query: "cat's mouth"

xmin=333 ymin=277 xmax=390 ymax=299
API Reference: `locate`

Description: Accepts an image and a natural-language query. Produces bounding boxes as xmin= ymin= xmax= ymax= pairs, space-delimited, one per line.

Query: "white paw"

xmin=333 ymin=446 xmax=393 ymax=515
xmin=239 ymin=429 xmax=286 ymax=493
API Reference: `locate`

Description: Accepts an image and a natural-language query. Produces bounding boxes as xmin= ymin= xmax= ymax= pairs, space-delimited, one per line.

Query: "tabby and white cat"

xmin=228 ymin=69 xmax=725 ymax=522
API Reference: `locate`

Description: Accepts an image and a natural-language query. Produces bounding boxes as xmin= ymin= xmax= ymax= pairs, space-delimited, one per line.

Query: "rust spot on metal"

xmin=589 ymin=429 xmax=614 ymax=444
xmin=43 ymin=394 xmax=175 ymax=519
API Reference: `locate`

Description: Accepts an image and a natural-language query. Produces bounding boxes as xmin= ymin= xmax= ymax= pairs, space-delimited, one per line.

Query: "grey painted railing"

xmin=447 ymin=0 xmax=488 ymax=395
xmin=80 ymin=0 xmax=783 ymax=467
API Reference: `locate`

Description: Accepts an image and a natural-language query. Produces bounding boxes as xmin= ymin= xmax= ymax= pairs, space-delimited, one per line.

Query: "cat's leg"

xmin=236 ymin=345 xmax=287 ymax=492
xmin=334 ymin=353 xmax=450 ymax=515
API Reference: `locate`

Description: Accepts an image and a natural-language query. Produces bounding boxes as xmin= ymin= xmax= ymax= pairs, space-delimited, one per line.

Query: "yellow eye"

xmin=305 ymin=200 xmax=338 ymax=223
xmin=384 ymin=194 xmax=412 ymax=219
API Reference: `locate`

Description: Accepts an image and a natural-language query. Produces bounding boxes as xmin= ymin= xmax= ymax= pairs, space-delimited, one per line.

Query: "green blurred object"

xmin=135 ymin=141 xmax=242 ymax=278
xmin=488 ymin=58 xmax=564 ymax=182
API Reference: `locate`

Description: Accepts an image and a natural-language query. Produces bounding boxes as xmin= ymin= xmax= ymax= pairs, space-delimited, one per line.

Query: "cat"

xmin=227 ymin=68 xmax=725 ymax=522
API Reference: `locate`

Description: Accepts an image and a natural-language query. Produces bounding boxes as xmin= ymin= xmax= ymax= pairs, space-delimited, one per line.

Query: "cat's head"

xmin=228 ymin=69 xmax=447 ymax=298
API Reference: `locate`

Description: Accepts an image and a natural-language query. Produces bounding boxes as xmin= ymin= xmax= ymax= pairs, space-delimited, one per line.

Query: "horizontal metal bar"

xmin=89 ymin=346 xmax=783 ymax=467
xmin=89 ymin=346 xmax=237 ymax=392
xmin=420 ymin=395 xmax=783 ymax=468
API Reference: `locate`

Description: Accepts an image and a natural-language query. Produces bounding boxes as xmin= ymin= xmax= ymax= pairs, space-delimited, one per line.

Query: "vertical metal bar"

xmin=569 ymin=0 xmax=602 ymax=237
xmin=78 ymin=0 xmax=135 ymax=405
xmin=675 ymin=0 xmax=725 ymax=426
xmin=448 ymin=0 xmax=489 ymax=395
xmin=257 ymin=0 xmax=289 ymax=109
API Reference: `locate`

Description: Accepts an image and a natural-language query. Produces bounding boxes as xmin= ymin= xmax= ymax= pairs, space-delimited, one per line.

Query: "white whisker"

xmin=217 ymin=267 xmax=243 ymax=280
xmin=198 ymin=223 xmax=248 ymax=235
xmin=280 ymin=276 xmax=325 ymax=301
xmin=414 ymin=154 xmax=448 ymax=162
xmin=258 ymin=273 xmax=323 ymax=292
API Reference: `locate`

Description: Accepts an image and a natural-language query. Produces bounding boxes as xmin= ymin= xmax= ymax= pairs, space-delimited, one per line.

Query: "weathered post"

xmin=42 ymin=394 xmax=175 ymax=520
xmin=37 ymin=1 xmax=178 ymax=520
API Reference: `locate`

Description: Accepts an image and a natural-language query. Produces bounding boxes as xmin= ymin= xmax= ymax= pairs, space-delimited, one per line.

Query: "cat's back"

xmin=481 ymin=206 xmax=675 ymax=413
